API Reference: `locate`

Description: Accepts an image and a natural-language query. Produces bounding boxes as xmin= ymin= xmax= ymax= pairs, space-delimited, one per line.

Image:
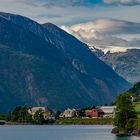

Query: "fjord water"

xmin=0 ymin=125 xmax=139 ymax=140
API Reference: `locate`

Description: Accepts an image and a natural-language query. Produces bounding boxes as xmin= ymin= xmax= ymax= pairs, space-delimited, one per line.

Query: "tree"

xmin=0 ymin=114 xmax=6 ymax=120
xmin=6 ymin=106 xmax=32 ymax=123
xmin=33 ymin=110 xmax=45 ymax=124
xmin=113 ymin=92 xmax=137 ymax=133
xmin=55 ymin=111 xmax=61 ymax=119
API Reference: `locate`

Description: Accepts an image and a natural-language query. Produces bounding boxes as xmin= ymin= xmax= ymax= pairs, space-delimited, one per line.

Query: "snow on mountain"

xmin=91 ymin=46 xmax=140 ymax=54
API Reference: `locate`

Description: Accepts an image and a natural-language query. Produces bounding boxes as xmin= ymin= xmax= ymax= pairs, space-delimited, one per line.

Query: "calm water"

xmin=0 ymin=125 xmax=139 ymax=140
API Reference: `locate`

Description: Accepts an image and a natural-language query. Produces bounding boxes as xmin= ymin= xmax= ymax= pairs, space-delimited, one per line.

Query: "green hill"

xmin=134 ymin=101 xmax=140 ymax=118
xmin=126 ymin=82 xmax=140 ymax=118
xmin=129 ymin=82 xmax=140 ymax=98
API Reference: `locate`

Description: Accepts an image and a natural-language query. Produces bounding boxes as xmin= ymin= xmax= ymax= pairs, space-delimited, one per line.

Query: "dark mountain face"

xmin=93 ymin=48 xmax=140 ymax=84
xmin=0 ymin=12 xmax=130 ymax=113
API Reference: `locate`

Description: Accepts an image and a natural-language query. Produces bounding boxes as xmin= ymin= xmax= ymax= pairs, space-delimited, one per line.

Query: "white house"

xmin=99 ymin=106 xmax=116 ymax=118
xmin=28 ymin=107 xmax=47 ymax=115
xmin=60 ymin=108 xmax=76 ymax=118
xmin=28 ymin=106 xmax=54 ymax=120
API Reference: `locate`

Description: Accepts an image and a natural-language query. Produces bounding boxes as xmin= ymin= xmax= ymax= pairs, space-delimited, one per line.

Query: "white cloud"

xmin=61 ymin=19 xmax=140 ymax=47
xmin=0 ymin=0 xmax=139 ymax=52
xmin=0 ymin=0 xmax=140 ymax=26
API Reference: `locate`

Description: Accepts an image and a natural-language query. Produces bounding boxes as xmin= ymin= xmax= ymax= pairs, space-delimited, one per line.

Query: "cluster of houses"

xmin=59 ymin=106 xmax=116 ymax=119
xmin=27 ymin=106 xmax=116 ymax=121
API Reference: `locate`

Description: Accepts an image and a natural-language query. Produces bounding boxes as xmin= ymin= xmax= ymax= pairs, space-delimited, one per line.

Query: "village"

xmin=28 ymin=105 xmax=116 ymax=121
xmin=0 ymin=105 xmax=116 ymax=125
xmin=59 ymin=106 xmax=116 ymax=119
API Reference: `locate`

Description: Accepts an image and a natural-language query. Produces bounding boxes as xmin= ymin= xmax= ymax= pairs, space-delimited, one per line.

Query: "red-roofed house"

xmin=85 ymin=109 xmax=104 ymax=118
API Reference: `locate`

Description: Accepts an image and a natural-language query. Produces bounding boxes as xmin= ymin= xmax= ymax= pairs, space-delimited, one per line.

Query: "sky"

xmin=0 ymin=0 xmax=140 ymax=48
xmin=62 ymin=18 xmax=140 ymax=48
xmin=0 ymin=0 xmax=140 ymax=26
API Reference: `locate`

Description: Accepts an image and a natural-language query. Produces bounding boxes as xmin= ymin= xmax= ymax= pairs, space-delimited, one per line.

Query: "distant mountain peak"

xmin=91 ymin=46 xmax=140 ymax=54
xmin=43 ymin=22 xmax=57 ymax=28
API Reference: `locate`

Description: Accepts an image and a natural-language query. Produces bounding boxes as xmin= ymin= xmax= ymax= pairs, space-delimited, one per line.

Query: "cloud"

xmin=0 ymin=0 xmax=140 ymax=26
xmin=67 ymin=18 xmax=140 ymax=34
xmin=0 ymin=0 xmax=140 ymax=50
xmin=61 ymin=19 xmax=140 ymax=47
xmin=30 ymin=0 xmax=89 ymax=8
xmin=103 ymin=0 xmax=140 ymax=6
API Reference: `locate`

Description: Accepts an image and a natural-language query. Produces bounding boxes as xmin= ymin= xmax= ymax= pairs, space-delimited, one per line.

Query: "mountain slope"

xmin=61 ymin=19 xmax=140 ymax=84
xmin=0 ymin=12 xmax=130 ymax=113
xmin=93 ymin=48 xmax=140 ymax=84
xmin=0 ymin=45 xmax=96 ymax=113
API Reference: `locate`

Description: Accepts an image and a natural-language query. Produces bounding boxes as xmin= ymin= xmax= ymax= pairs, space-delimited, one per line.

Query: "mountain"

xmin=92 ymin=48 xmax=140 ymax=84
xmin=0 ymin=12 xmax=130 ymax=113
xmin=61 ymin=19 xmax=140 ymax=84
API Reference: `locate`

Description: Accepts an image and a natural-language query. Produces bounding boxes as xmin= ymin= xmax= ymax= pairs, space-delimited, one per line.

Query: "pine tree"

xmin=113 ymin=92 xmax=137 ymax=133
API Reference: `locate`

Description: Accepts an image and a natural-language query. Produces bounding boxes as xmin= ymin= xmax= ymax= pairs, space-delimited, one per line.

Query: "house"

xmin=60 ymin=108 xmax=77 ymax=118
xmin=59 ymin=113 xmax=64 ymax=118
xmin=43 ymin=111 xmax=55 ymax=120
xmin=28 ymin=107 xmax=47 ymax=115
xmin=28 ymin=106 xmax=54 ymax=120
xmin=85 ymin=109 xmax=104 ymax=118
xmin=99 ymin=106 xmax=116 ymax=118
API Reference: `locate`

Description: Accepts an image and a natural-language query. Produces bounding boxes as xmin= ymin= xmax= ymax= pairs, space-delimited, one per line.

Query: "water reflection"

xmin=115 ymin=136 xmax=131 ymax=140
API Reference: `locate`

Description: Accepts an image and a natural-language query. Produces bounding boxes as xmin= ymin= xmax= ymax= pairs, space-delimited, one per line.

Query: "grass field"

xmin=134 ymin=101 xmax=140 ymax=118
xmin=56 ymin=118 xmax=113 ymax=125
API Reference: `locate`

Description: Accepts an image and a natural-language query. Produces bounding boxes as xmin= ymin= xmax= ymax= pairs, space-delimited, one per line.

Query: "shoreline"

xmin=2 ymin=123 xmax=113 ymax=126
xmin=1 ymin=118 xmax=113 ymax=125
xmin=112 ymin=127 xmax=140 ymax=137
xmin=55 ymin=118 xmax=113 ymax=125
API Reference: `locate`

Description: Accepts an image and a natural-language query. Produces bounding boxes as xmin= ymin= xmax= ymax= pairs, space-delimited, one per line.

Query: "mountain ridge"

xmin=0 ymin=12 xmax=131 ymax=113
xmin=93 ymin=48 xmax=140 ymax=84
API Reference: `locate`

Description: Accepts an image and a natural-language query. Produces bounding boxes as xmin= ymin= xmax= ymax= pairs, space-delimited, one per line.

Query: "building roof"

xmin=29 ymin=106 xmax=53 ymax=115
xmin=30 ymin=107 xmax=46 ymax=112
xmin=63 ymin=108 xmax=76 ymax=114
xmin=100 ymin=106 xmax=116 ymax=114
xmin=85 ymin=108 xmax=104 ymax=113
